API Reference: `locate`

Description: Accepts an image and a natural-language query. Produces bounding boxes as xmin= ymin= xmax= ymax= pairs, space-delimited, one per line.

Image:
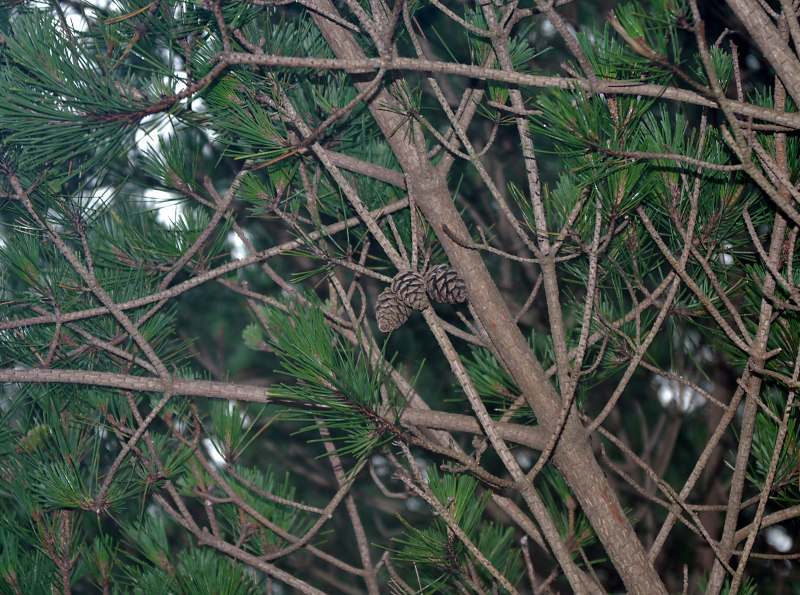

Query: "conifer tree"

xmin=1 ymin=0 xmax=799 ymax=592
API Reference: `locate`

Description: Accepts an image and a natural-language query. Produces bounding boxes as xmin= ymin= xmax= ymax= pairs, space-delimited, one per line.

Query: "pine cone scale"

xmin=425 ymin=265 xmax=467 ymax=304
xmin=391 ymin=271 xmax=429 ymax=310
xmin=376 ymin=288 xmax=412 ymax=332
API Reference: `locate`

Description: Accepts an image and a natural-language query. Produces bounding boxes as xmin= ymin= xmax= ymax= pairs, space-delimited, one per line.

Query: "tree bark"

xmin=726 ymin=0 xmax=800 ymax=106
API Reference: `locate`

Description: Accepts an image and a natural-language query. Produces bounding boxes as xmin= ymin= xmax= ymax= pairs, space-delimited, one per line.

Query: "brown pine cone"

xmin=391 ymin=271 xmax=429 ymax=310
xmin=376 ymin=288 xmax=412 ymax=332
xmin=425 ymin=265 xmax=467 ymax=304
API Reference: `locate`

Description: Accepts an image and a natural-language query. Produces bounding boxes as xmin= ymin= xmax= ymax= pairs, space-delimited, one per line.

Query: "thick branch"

xmin=219 ymin=52 xmax=800 ymax=130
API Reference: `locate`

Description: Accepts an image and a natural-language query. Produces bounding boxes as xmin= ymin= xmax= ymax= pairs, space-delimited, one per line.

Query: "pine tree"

xmin=1 ymin=0 xmax=799 ymax=592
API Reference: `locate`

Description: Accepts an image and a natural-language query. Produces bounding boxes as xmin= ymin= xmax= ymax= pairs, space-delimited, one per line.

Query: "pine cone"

xmin=425 ymin=265 xmax=467 ymax=304
xmin=376 ymin=288 xmax=412 ymax=332
xmin=391 ymin=271 xmax=429 ymax=310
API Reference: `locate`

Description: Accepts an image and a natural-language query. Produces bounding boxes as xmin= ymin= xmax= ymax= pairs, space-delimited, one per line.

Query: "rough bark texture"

xmin=727 ymin=0 xmax=800 ymax=106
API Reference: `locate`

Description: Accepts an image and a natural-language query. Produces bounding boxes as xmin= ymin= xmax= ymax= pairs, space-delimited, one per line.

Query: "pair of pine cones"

xmin=376 ymin=265 xmax=467 ymax=332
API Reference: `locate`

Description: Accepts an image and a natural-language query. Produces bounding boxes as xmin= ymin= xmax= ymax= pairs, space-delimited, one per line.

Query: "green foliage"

xmin=207 ymin=400 xmax=271 ymax=465
xmin=0 ymin=11 xmax=137 ymax=176
xmin=746 ymin=389 xmax=800 ymax=499
xmin=0 ymin=532 xmax=54 ymax=595
xmin=699 ymin=574 xmax=759 ymax=595
xmin=127 ymin=544 xmax=264 ymax=594
xmin=461 ymin=344 xmax=530 ymax=422
xmin=392 ymin=467 xmax=522 ymax=592
xmin=250 ymin=298 xmax=404 ymax=460
xmin=691 ymin=46 xmax=734 ymax=89
xmin=537 ymin=466 xmax=596 ymax=556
